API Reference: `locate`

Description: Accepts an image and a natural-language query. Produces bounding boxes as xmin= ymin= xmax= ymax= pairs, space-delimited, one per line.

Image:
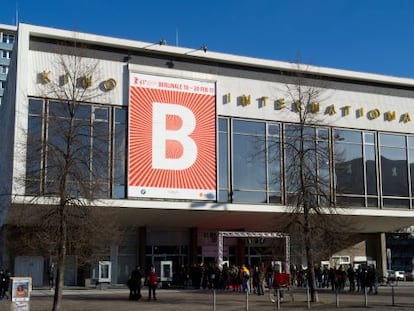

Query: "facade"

xmin=0 ymin=24 xmax=16 ymax=106
xmin=2 ymin=23 xmax=414 ymax=286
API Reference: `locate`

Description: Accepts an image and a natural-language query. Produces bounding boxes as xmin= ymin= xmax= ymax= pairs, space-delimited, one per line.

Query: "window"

xmin=268 ymin=123 xmax=281 ymax=203
xmin=284 ymin=125 xmax=330 ymax=205
xmin=2 ymin=51 xmax=10 ymax=59
xmin=380 ymin=134 xmax=408 ymax=197
xmin=218 ymin=117 xmax=229 ymax=202
xmin=0 ymin=66 xmax=8 ymax=74
xmin=113 ymin=107 xmax=127 ymax=198
xmin=232 ymin=120 xmax=267 ymax=203
xmin=334 ymin=129 xmax=364 ymax=195
xmin=218 ymin=119 xmax=283 ymax=204
xmin=1 ymin=33 xmax=15 ymax=44
xmin=25 ymin=98 xmax=126 ymax=199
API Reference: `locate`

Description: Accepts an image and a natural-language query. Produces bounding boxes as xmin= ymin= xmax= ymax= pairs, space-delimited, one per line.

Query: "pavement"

xmin=1 ymin=283 xmax=414 ymax=310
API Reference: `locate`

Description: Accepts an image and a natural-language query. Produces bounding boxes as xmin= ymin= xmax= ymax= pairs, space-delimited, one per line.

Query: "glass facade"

xmin=25 ymin=99 xmax=414 ymax=209
xmin=26 ymin=98 xmax=127 ymax=199
xmin=218 ymin=117 xmax=414 ymax=210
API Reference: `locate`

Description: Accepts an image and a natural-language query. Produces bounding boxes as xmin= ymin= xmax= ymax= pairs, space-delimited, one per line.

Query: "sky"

xmin=1 ymin=0 xmax=414 ymax=78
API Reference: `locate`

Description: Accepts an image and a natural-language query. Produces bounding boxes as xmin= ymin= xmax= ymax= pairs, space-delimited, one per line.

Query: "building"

xmin=2 ymin=23 xmax=414 ymax=286
xmin=0 ymin=24 xmax=16 ymax=106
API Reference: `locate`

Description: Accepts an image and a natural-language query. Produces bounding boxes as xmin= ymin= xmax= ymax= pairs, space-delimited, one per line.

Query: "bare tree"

xmin=8 ymin=41 xmax=122 ymax=311
xmin=276 ymin=62 xmax=353 ymax=302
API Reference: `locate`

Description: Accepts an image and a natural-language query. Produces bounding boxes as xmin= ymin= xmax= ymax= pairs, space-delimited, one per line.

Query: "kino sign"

xmin=128 ymin=73 xmax=216 ymax=200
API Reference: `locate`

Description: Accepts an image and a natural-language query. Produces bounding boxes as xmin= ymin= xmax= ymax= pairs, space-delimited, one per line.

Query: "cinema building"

xmin=1 ymin=23 xmax=414 ymax=286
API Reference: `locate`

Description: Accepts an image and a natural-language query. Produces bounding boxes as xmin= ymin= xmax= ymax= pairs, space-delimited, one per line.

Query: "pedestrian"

xmin=128 ymin=266 xmax=142 ymax=300
xmin=48 ymin=263 xmax=55 ymax=290
xmin=147 ymin=266 xmax=158 ymax=300
xmin=257 ymin=263 xmax=266 ymax=295
xmin=347 ymin=264 xmax=355 ymax=292
xmin=240 ymin=264 xmax=250 ymax=293
xmin=0 ymin=269 xmax=6 ymax=300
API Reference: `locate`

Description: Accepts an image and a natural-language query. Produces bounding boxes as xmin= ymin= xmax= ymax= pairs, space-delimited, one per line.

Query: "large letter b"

xmin=152 ymin=103 xmax=197 ymax=170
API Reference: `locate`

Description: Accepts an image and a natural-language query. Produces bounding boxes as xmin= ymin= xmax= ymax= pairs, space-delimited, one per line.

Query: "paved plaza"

xmin=1 ymin=283 xmax=414 ymax=310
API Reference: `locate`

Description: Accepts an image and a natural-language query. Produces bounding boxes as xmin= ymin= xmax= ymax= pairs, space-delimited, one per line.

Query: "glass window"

xmin=380 ymin=134 xmax=408 ymax=197
xmin=233 ymin=120 xmax=265 ymax=135
xmin=268 ymin=135 xmax=281 ymax=193
xmin=25 ymin=116 xmax=43 ymax=195
xmin=383 ymin=198 xmax=410 ymax=209
xmin=233 ymin=132 xmax=266 ymax=191
xmin=2 ymin=33 xmax=14 ymax=44
xmin=336 ymin=196 xmax=365 ymax=207
xmin=94 ymin=107 xmax=109 ymax=121
xmin=25 ymin=98 xmax=123 ymax=200
xmin=380 ymin=134 xmax=406 ymax=148
xmin=408 ymin=136 xmax=414 ymax=149
xmin=218 ymin=118 xmax=229 ymax=202
xmin=113 ymin=107 xmax=127 ymax=198
xmin=365 ymin=144 xmax=377 ymax=195
xmin=2 ymin=51 xmax=10 ymax=59
xmin=232 ymin=191 xmax=267 ymax=203
xmin=335 ymin=129 xmax=361 ymax=144
xmin=285 ymin=124 xmax=318 ymax=198
xmin=364 ymin=132 xmax=375 ymax=144
xmin=334 ymin=129 xmax=364 ymax=195
xmin=29 ymin=99 xmax=43 ymax=116
xmin=232 ymin=120 xmax=266 ymax=203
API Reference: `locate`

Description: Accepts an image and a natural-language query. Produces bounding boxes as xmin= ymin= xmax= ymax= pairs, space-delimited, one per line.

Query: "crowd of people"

xmin=166 ymin=262 xmax=274 ymax=295
xmin=147 ymin=262 xmax=384 ymax=296
xmin=292 ymin=264 xmax=382 ymax=294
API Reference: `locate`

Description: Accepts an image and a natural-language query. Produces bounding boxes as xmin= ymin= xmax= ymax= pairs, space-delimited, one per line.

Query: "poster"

xmin=128 ymin=73 xmax=216 ymax=200
xmin=11 ymin=277 xmax=31 ymax=302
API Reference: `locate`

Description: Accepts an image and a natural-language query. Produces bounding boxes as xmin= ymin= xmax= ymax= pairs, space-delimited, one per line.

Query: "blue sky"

xmin=1 ymin=0 xmax=413 ymax=78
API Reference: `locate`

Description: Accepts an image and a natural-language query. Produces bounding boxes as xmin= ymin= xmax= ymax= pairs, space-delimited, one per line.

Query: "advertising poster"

xmin=129 ymin=73 xmax=216 ymax=200
xmin=11 ymin=277 xmax=31 ymax=302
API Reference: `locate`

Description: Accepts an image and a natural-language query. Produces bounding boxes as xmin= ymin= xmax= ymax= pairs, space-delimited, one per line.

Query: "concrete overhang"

xmin=6 ymin=196 xmax=414 ymax=234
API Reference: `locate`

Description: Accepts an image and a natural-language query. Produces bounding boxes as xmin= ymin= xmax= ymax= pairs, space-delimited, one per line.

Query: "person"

xmin=129 ymin=266 xmax=142 ymax=300
xmin=147 ymin=266 xmax=158 ymax=300
xmin=347 ymin=264 xmax=355 ymax=292
xmin=48 ymin=263 xmax=55 ymax=290
xmin=240 ymin=264 xmax=250 ymax=293
xmin=0 ymin=269 xmax=6 ymax=300
xmin=257 ymin=263 xmax=266 ymax=296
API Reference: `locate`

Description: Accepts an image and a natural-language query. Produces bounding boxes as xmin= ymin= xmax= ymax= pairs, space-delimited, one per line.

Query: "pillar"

xmin=365 ymin=233 xmax=387 ymax=277
xmin=110 ymin=245 xmax=118 ymax=285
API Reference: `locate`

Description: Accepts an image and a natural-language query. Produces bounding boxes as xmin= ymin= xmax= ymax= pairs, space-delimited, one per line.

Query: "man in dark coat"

xmin=129 ymin=266 xmax=143 ymax=300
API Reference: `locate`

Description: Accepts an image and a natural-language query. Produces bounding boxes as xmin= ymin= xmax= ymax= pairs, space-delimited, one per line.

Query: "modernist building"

xmin=2 ymin=23 xmax=414 ymax=286
xmin=0 ymin=24 xmax=16 ymax=106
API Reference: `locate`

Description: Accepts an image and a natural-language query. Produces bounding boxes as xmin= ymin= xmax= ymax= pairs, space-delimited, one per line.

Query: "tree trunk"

xmin=304 ymin=207 xmax=318 ymax=302
xmin=52 ymin=207 xmax=67 ymax=311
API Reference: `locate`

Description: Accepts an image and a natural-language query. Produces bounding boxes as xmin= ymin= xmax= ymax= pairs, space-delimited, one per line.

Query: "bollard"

xmin=213 ymin=289 xmax=216 ymax=311
xmin=245 ymin=289 xmax=249 ymax=311
xmin=277 ymin=288 xmax=280 ymax=310
xmin=391 ymin=285 xmax=395 ymax=306
xmin=335 ymin=289 xmax=339 ymax=308
xmin=364 ymin=287 xmax=368 ymax=307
